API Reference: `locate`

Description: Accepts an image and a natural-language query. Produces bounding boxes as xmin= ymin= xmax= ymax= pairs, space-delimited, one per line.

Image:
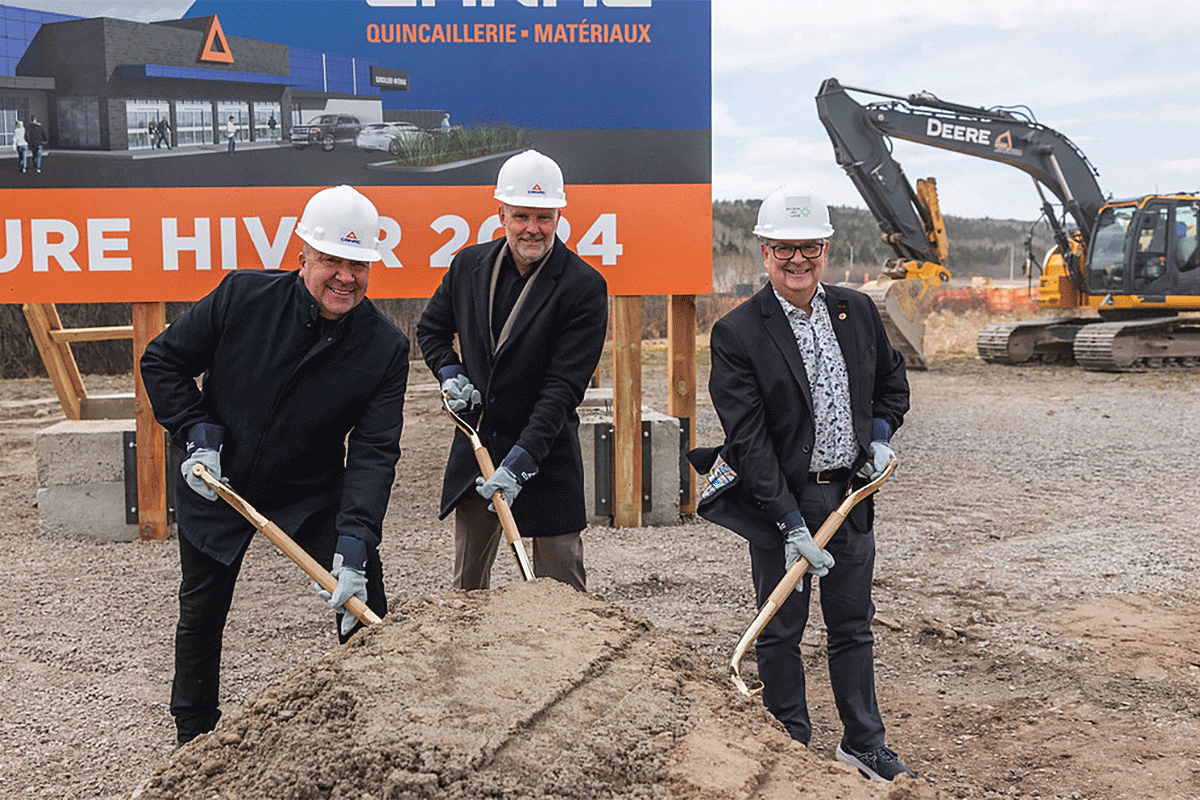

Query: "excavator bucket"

xmin=858 ymin=276 xmax=929 ymax=369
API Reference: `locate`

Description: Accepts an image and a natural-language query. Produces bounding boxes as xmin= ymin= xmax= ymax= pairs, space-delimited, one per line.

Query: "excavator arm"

xmin=816 ymin=77 xmax=1106 ymax=289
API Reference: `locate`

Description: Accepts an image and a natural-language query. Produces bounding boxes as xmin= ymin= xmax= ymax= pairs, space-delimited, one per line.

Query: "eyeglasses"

xmin=768 ymin=241 xmax=826 ymax=261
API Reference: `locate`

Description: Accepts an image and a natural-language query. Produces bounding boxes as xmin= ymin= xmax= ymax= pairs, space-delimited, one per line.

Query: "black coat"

xmin=696 ymin=282 xmax=909 ymax=549
xmin=417 ymin=236 xmax=608 ymax=536
xmin=25 ymin=121 xmax=45 ymax=149
xmin=140 ymin=270 xmax=409 ymax=565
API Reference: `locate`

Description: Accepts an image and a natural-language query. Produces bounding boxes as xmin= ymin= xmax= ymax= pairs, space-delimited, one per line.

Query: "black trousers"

xmin=748 ymin=479 xmax=884 ymax=750
xmin=170 ymin=507 xmax=387 ymax=742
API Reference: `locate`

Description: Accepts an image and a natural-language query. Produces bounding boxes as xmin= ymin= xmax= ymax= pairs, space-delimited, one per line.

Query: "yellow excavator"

xmin=816 ymin=77 xmax=1200 ymax=371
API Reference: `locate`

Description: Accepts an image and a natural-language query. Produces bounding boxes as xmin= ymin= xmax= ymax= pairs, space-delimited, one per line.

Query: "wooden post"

xmin=22 ymin=303 xmax=87 ymax=420
xmin=132 ymin=302 xmax=168 ymax=541
xmin=611 ymin=295 xmax=642 ymax=528
xmin=668 ymin=295 xmax=697 ymax=514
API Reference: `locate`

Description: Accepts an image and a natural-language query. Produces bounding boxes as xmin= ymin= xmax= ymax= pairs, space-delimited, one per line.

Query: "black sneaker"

xmin=836 ymin=742 xmax=916 ymax=782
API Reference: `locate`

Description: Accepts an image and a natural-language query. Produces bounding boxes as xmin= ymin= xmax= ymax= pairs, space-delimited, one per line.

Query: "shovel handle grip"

xmin=192 ymin=464 xmax=381 ymax=626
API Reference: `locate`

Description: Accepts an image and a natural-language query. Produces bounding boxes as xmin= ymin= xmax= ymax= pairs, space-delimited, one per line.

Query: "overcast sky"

xmin=712 ymin=0 xmax=1200 ymax=220
xmin=16 ymin=0 xmax=1200 ymax=221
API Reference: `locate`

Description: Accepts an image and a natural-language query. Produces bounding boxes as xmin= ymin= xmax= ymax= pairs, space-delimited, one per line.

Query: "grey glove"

xmin=475 ymin=445 xmax=538 ymax=512
xmin=439 ymin=367 xmax=480 ymax=413
xmin=779 ymin=512 xmax=834 ymax=582
xmin=315 ymin=537 xmax=369 ymax=637
xmin=476 ymin=465 xmax=521 ymax=511
xmin=856 ymin=441 xmax=896 ymax=482
xmin=180 ymin=447 xmax=221 ymax=501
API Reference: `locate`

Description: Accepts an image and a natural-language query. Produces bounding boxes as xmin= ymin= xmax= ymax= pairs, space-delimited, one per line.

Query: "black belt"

xmin=808 ymin=468 xmax=853 ymax=484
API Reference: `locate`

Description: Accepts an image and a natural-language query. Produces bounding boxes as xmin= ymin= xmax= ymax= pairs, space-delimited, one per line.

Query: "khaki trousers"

xmin=453 ymin=492 xmax=586 ymax=591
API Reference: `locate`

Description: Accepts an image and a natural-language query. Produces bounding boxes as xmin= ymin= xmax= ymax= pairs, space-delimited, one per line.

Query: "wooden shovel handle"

xmin=192 ymin=464 xmax=381 ymax=626
xmin=441 ymin=392 xmax=535 ymax=581
xmin=729 ymin=458 xmax=898 ymax=696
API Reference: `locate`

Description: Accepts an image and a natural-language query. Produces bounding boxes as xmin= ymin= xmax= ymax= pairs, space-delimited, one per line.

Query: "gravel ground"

xmin=2 ymin=332 xmax=1199 ymax=799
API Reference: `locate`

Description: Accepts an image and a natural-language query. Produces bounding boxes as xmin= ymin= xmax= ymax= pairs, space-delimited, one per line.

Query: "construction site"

xmin=3 ymin=311 xmax=1198 ymax=799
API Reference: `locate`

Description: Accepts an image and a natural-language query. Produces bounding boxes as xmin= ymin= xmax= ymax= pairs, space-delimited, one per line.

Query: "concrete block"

xmin=579 ymin=405 xmax=681 ymax=527
xmin=36 ymin=419 xmax=133 ymax=486
xmin=37 ymin=483 xmax=137 ymax=542
xmin=35 ymin=419 xmax=138 ymax=541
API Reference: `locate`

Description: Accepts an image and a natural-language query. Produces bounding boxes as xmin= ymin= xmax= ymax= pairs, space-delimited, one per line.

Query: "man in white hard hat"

xmin=690 ymin=186 xmax=914 ymax=782
xmin=140 ymin=185 xmax=409 ymax=747
xmin=417 ymin=149 xmax=607 ymax=591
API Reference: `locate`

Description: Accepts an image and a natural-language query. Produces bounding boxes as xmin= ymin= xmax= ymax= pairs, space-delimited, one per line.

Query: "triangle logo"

xmin=198 ymin=15 xmax=235 ymax=64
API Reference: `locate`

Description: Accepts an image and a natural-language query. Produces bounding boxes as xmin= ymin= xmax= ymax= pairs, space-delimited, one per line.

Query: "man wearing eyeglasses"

xmin=691 ymin=186 xmax=913 ymax=782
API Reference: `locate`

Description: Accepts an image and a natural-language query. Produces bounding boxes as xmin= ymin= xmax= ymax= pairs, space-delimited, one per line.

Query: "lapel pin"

xmin=838 ymin=312 xmax=847 ymax=320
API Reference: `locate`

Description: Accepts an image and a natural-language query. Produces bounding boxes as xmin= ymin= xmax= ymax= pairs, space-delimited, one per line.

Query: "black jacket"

xmin=25 ymin=121 xmax=45 ymax=148
xmin=696 ymin=282 xmax=909 ymax=549
xmin=140 ymin=269 xmax=409 ymax=564
xmin=417 ymin=236 xmax=607 ymax=536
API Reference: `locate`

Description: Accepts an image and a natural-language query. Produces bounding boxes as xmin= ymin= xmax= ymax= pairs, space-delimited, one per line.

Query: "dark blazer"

xmin=417 ymin=236 xmax=608 ymax=537
xmin=140 ymin=270 xmax=410 ymax=565
xmin=696 ymin=282 xmax=909 ymax=549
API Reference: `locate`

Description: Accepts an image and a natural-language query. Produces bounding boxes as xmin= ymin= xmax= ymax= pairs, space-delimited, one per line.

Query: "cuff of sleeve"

xmin=501 ymin=445 xmax=538 ymax=485
xmin=775 ymin=510 xmax=805 ymax=534
xmin=186 ymin=422 xmax=225 ymax=454
xmin=872 ymin=418 xmax=893 ymax=443
xmin=335 ymin=535 xmax=368 ymax=572
xmin=438 ymin=365 xmax=465 ymax=383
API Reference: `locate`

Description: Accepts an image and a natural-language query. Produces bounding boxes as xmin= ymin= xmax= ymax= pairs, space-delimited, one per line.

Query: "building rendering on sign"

xmin=0 ymin=3 xmax=406 ymax=151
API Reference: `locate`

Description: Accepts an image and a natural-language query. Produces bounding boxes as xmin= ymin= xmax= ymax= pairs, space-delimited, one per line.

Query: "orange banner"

xmin=0 ymin=185 xmax=712 ymax=303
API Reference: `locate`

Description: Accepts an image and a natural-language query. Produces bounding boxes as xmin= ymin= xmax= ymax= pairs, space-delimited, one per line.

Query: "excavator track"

xmin=975 ymin=317 xmax=1091 ymax=365
xmin=1072 ymin=317 xmax=1200 ymax=371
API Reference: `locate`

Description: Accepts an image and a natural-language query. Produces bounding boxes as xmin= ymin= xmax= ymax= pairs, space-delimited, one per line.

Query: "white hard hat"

xmin=294 ymin=185 xmax=382 ymax=262
xmin=753 ymin=186 xmax=834 ymax=240
xmin=494 ymin=149 xmax=567 ymax=208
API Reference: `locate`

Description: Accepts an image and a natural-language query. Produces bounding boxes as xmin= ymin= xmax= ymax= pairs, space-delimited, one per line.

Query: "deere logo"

xmin=528 ymin=183 xmax=546 ymax=195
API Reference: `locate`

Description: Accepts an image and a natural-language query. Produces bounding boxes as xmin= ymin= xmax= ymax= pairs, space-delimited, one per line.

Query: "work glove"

xmin=439 ymin=365 xmax=481 ymax=414
xmin=856 ymin=441 xmax=896 ymax=482
xmin=315 ymin=536 xmax=369 ymax=637
xmin=778 ymin=510 xmax=834 ymax=582
xmin=475 ymin=445 xmax=537 ymax=512
xmin=180 ymin=423 xmax=225 ymax=501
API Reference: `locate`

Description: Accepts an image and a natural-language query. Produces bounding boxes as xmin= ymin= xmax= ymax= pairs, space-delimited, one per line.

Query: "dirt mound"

xmin=128 ymin=580 xmax=937 ymax=800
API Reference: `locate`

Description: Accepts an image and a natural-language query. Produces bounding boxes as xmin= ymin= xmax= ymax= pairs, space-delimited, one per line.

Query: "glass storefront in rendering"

xmin=175 ymin=100 xmax=212 ymax=147
xmin=125 ymin=99 xmax=169 ymax=149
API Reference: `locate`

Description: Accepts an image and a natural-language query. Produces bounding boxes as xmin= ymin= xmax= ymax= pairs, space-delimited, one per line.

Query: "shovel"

xmin=440 ymin=392 xmax=536 ymax=582
xmin=729 ymin=458 xmax=897 ymax=696
xmin=191 ymin=463 xmax=382 ymax=627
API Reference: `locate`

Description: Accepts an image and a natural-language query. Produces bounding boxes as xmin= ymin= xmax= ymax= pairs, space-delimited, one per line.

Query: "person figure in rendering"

xmin=416 ymin=150 xmax=607 ymax=592
xmin=26 ymin=115 xmax=46 ymax=173
xmin=441 ymin=112 xmax=451 ymax=133
xmin=148 ymin=119 xmax=157 ymax=148
xmin=225 ymin=116 xmax=237 ymax=154
xmin=156 ymin=117 xmax=172 ymax=150
xmin=140 ymin=185 xmax=408 ymax=747
xmin=13 ymin=119 xmax=26 ymax=173
xmin=692 ymin=185 xmax=914 ymax=782
xmin=268 ymin=113 xmax=278 ymax=140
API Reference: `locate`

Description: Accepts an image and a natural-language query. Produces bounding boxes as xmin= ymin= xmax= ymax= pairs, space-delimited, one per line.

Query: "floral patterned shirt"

xmin=774 ymin=284 xmax=857 ymax=470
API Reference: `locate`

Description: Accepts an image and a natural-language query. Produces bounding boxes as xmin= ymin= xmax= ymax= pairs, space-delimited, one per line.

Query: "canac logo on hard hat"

xmin=785 ymin=196 xmax=813 ymax=218
xmin=528 ymin=183 xmax=546 ymax=195
xmin=342 ymin=231 xmax=362 ymax=245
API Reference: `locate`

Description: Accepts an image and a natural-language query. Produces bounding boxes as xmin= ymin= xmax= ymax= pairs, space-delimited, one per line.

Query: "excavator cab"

xmin=1085 ymin=197 xmax=1200 ymax=300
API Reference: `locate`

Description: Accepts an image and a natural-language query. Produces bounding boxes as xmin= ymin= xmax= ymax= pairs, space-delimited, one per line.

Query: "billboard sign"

xmin=0 ymin=0 xmax=711 ymax=302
